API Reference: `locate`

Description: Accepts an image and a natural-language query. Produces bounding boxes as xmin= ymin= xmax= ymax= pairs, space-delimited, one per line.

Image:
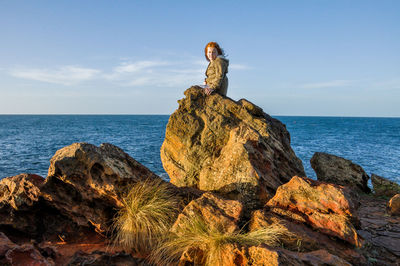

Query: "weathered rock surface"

xmin=266 ymin=176 xmax=361 ymax=246
xmin=357 ymin=194 xmax=400 ymax=263
xmin=41 ymin=142 xmax=161 ymax=233
xmin=388 ymin=194 xmax=400 ymax=216
xmin=372 ymin=174 xmax=400 ymax=198
xmin=0 ymin=228 xmax=146 ymax=266
xmin=310 ymin=152 xmax=371 ymax=193
xmin=67 ymin=251 xmax=149 ymax=266
xmin=179 ymin=243 xmax=352 ymax=266
xmin=0 ymin=232 xmax=17 ymax=257
xmin=172 ymin=192 xmax=243 ymax=234
xmin=161 ymin=87 xmax=305 ymax=209
xmin=249 ymin=210 xmax=365 ymax=264
xmin=0 ymin=174 xmax=44 ymax=235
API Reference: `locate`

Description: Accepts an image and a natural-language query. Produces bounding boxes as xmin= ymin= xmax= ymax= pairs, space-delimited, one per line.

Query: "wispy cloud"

xmin=7 ymin=58 xmax=249 ymax=88
xmin=112 ymin=61 xmax=170 ymax=74
xmin=300 ymin=80 xmax=355 ymax=89
xmin=105 ymin=60 xmax=204 ymax=87
xmin=9 ymin=66 xmax=100 ymax=85
xmin=230 ymin=63 xmax=250 ymax=70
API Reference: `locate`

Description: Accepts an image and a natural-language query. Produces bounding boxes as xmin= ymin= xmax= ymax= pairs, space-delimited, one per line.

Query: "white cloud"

xmin=7 ymin=58 xmax=249 ymax=88
xmin=230 ymin=64 xmax=250 ymax=70
xmin=105 ymin=60 xmax=205 ymax=87
xmin=113 ymin=61 xmax=170 ymax=74
xmin=9 ymin=66 xmax=100 ymax=85
xmin=300 ymin=80 xmax=355 ymax=89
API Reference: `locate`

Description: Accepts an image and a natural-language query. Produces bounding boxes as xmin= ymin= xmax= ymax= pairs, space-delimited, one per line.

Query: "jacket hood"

xmin=216 ymin=55 xmax=229 ymax=66
xmin=217 ymin=55 xmax=229 ymax=61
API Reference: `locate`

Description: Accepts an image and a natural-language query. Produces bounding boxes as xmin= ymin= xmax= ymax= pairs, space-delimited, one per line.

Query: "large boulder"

xmin=41 ymin=142 xmax=162 ymax=233
xmin=371 ymin=174 xmax=400 ymax=198
xmin=161 ymin=87 xmax=305 ymax=209
xmin=266 ymin=176 xmax=361 ymax=246
xmin=310 ymin=152 xmax=371 ymax=193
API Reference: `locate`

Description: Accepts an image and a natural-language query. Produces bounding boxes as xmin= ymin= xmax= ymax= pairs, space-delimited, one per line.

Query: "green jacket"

xmin=205 ymin=56 xmax=229 ymax=96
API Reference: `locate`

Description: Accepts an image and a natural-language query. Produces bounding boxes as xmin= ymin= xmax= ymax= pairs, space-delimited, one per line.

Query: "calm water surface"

xmin=0 ymin=115 xmax=399 ymax=184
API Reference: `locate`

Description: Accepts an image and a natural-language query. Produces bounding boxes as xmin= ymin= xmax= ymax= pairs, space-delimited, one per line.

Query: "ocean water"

xmin=0 ymin=115 xmax=399 ymax=184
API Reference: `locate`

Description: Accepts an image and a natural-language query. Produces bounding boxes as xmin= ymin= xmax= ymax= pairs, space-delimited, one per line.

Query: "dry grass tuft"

xmin=111 ymin=178 xmax=178 ymax=255
xmin=151 ymin=214 xmax=294 ymax=265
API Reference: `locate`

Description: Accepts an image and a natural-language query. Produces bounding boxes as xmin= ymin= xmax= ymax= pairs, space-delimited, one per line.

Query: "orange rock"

xmin=172 ymin=192 xmax=243 ymax=234
xmin=266 ymin=176 xmax=361 ymax=246
xmin=249 ymin=210 xmax=366 ymax=265
xmin=161 ymin=87 xmax=305 ymax=210
xmin=247 ymin=246 xmax=352 ymax=266
xmin=388 ymin=194 xmax=400 ymax=216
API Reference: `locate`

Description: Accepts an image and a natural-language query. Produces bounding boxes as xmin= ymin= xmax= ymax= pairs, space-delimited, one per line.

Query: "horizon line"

xmin=0 ymin=114 xmax=399 ymax=118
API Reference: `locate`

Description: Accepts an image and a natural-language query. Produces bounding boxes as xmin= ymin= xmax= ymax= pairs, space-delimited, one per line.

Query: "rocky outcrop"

xmin=41 ymin=142 xmax=161 ymax=233
xmin=310 ymin=152 xmax=371 ymax=193
xmin=266 ymin=176 xmax=361 ymax=246
xmin=249 ymin=210 xmax=365 ymax=265
xmin=0 ymin=174 xmax=44 ymax=235
xmin=161 ymin=87 xmax=305 ymax=209
xmin=388 ymin=194 xmax=400 ymax=216
xmin=371 ymin=174 xmax=400 ymax=198
xmin=172 ymin=192 xmax=243 ymax=234
xmin=0 ymin=143 xmax=177 ymax=265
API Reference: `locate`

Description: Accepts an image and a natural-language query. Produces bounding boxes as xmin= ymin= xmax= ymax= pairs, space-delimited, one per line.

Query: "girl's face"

xmin=207 ymin=47 xmax=218 ymax=61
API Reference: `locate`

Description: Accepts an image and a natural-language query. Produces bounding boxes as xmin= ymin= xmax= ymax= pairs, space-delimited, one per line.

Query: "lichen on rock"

xmin=371 ymin=174 xmax=400 ymax=198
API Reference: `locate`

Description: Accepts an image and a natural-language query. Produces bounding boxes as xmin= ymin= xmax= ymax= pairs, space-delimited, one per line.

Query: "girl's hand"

xmin=204 ymin=87 xmax=214 ymax=95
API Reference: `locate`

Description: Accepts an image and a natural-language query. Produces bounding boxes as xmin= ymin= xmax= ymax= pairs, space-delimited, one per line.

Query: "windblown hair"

xmin=204 ymin=42 xmax=225 ymax=61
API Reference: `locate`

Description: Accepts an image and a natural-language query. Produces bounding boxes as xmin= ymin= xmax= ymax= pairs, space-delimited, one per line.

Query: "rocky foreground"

xmin=1 ymin=87 xmax=400 ymax=265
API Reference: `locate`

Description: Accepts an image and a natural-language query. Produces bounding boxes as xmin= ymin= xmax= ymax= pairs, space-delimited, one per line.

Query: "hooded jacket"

xmin=205 ymin=55 xmax=229 ymax=96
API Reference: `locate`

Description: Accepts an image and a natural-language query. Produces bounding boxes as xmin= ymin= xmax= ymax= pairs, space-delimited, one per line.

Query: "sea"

xmin=0 ymin=115 xmax=399 ymax=185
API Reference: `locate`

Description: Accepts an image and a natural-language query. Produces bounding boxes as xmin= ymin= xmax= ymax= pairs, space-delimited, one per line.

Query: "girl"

xmin=203 ymin=42 xmax=229 ymax=96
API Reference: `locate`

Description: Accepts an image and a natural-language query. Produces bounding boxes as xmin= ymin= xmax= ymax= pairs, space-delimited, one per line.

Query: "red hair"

xmin=204 ymin=42 xmax=225 ymax=61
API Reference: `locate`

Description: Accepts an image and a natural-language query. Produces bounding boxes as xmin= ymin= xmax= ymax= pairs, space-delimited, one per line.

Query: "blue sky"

xmin=1 ymin=1 xmax=399 ymax=116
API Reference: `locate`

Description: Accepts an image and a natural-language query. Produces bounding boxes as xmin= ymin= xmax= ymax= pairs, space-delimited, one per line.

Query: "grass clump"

xmin=111 ymin=178 xmax=178 ymax=255
xmin=151 ymin=215 xmax=294 ymax=265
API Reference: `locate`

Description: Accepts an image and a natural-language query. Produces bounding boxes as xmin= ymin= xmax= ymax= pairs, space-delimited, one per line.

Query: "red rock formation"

xmin=249 ymin=210 xmax=365 ymax=265
xmin=266 ymin=176 xmax=361 ymax=246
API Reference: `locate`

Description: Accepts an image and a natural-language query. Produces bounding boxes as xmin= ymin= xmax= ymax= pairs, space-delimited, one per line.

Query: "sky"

xmin=1 ymin=1 xmax=399 ymax=116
